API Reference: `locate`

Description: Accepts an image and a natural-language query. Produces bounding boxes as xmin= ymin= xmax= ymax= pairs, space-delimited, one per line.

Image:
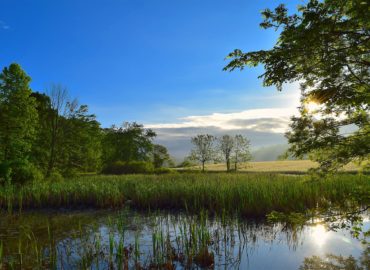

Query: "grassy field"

xmin=1 ymin=173 xmax=368 ymax=217
xmin=191 ymin=160 xmax=362 ymax=173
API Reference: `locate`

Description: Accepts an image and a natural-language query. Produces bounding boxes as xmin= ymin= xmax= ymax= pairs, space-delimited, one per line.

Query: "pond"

xmin=0 ymin=209 xmax=368 ymax=269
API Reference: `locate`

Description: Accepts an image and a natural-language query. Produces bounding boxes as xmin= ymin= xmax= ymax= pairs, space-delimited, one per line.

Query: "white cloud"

xmin=142 ymin=82 xmax=302 ymax=160
xmin=146 ymin=107 xmax=297 ymax=133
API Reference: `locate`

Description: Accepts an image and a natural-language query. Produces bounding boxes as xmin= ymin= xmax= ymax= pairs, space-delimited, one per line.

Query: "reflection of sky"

xmin=241 ymin=221 xmax=368 ymax=270
xmin=1 ymin=211 xmax=368 ymax=269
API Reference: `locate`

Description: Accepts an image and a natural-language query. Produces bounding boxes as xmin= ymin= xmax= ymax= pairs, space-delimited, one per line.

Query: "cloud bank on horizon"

xmin=145 ymin=105 xmax=299 ymax=161
xmin=146 ymin=107 xmax=296 ymax=134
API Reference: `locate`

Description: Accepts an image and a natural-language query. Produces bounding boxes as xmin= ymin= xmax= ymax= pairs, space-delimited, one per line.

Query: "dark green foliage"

xmin=102 ymin=122 xmax=156 ymax=166
xmin=30 ymin=88 xmax=102 ymax=178
xmin=0 ymin=64 xmax=105 ymax=182
xmin=102 ymin=161 xmax=154 ymax=175
xmin=0 ymin=63 xmax=160 ymax=181
xmin=177 ymin=158 xmax=197 ymax=168
xmin=152 ymin=144 xmax=172 ymax=168
xmin=56 ymin=103 xmax=102 ymax=176
xmin=0 ymin=64 xmax=40 ymax=185
xmin=224 ymin=0 xmax=370 ymax=172
xmin=45 ymin=170 xmax=64 ymax=182
xmin=0 ymin=160 xmax=42 ymax=185
xmin=30 ymin=92 xmax=54 ymax=173
xmin=7 ymin=160 xmax=43 ymax=185
xmin=0 ymin=162 xmax=12 ymax=184
xmin=0 ymin=63 xmax=38 ymax=163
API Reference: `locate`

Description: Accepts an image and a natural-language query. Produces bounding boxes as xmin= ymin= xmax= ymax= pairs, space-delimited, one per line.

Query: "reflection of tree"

xmin=299 ymin=247 xmax=369 ymax=270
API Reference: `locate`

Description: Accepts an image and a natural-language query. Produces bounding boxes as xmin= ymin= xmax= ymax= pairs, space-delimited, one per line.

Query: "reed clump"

xmin=0 ymin=173 xmax=368 ymax=217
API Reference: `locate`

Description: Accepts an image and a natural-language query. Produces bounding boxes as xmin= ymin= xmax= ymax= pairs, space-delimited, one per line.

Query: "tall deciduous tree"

xmin=218 ymin=135 xmax=234 ymax=171
xmin=102 ymin=122 xmax=156 ymax=165
xmin=46 ymin=84 xmax=68 ymax=176
xmin=57 ymin=102 xmax=102 ymax=175
xmin=0 ymin=63 xmax=38 ymax=163
xmin=232 ymin=135 xmax=251 ymax=171
xmin=30 ymin=92 xmax=54 ymax=172
xmin=152 ymin=144 xmax=171 ymax=168
xmin=190 ymin=134 xmax=216 ymax=172
xmin=224 ymin=0 xmax=370 ymax=172
xmin=32 ymin=86 xmax=102 ymax=177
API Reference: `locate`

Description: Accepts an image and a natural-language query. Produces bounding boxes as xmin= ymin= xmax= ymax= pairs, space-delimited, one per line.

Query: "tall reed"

xmin=0 ymin=173 xmax=368 ymax=217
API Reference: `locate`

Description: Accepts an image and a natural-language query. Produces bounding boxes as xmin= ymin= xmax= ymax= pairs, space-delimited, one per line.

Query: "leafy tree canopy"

xmin=152 ymin=144 xmax=172 ymax=168
xmin=102 ymin=122 xmax=156 ymax=165
xmin=190 ymin=134 xmax=216 ymax=172
xmin=0 ymin=63 xmax=38 ymax=163
xmin=224 ymin=0 xmax=370 ymax=172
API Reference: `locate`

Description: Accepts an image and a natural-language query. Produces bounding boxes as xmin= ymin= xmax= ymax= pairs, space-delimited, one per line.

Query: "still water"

xmin=0 ymin=209 xmax=368 ymax=269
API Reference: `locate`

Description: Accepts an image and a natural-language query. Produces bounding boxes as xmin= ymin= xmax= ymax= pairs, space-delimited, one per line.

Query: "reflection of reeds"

xmin=1 ymin=212 xmax=274 ymax=269
xmin=1 ymin=173 xmax=368 ymax=217
xmin=1 ymin=209 xmax=366 ymax=269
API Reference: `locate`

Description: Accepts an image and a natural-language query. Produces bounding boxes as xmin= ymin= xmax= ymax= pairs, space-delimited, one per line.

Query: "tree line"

xmin=189 ymin=134 xmax=251 ymax=172
xmin=0 ymin=63 xmax=172 ymax=185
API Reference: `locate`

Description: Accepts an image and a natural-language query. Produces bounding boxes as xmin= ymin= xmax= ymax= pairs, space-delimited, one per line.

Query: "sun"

xmin=305 ymin=101 xmax=321 ymax=113
xmin=311 ymin=224 xmax=328 ymax=247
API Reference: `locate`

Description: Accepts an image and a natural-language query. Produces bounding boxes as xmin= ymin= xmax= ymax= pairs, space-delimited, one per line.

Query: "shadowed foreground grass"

xmin=0 ymin=173 xmax=369 ymax=217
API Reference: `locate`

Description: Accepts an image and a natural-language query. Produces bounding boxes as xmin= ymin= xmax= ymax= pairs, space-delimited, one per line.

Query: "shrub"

xmin=0 ymin=160 xmax=43 ymax=185
xmin=61 ymin=168 xmax=80 ymax=178
xmin=46 ymin=171 xmax=64 ymax=182
xmin=176 ymin=159 xmax=196 ymax=168
xmin=0 ymin=162 xmax=12 ymax=185
xmin=102 ymin=161 xmax=154 ymax=175
xmin=154 ymin=167 xmax=176 ymax=174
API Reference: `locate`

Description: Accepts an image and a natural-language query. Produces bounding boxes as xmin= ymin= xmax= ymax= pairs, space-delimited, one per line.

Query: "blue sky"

xmin=0 ymin=0 xmax=301 ymax=125
xmin=1 ymin=1 xmax=303 ymax=157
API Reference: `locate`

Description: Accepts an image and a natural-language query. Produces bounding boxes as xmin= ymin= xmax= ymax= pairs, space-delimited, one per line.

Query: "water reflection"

xmin=311 ymin=224 xmax=328 ymax=247
xmin=299 ymin=247 xmax=369 ymax=270
xmin=0 ymin=210 xmax=368 ymax=269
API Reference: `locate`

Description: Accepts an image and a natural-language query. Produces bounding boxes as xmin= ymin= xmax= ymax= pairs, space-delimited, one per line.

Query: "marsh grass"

xmin=0 ymin=173 xmax=369 ymax=217
xmin=0 ymin=211 xmax=281 ymax=269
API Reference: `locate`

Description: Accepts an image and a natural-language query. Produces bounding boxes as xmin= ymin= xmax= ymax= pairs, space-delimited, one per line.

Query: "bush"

xmin=46 ymin=171 xmax=64 ymax=182
xmin=176 ymin=159 xmax=196 ymax=168
xmin=102 ymin=161 xmax=154 ymax=175
xmin=0 ymin=160 xmax=43 ymax=185
xmin=0 ymin=162 xmax=12 ymax=184
xmin=154 ymin=167 xmax=177 ymax=174
xmin=61 ymin=168 xmax=80 ymax=178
